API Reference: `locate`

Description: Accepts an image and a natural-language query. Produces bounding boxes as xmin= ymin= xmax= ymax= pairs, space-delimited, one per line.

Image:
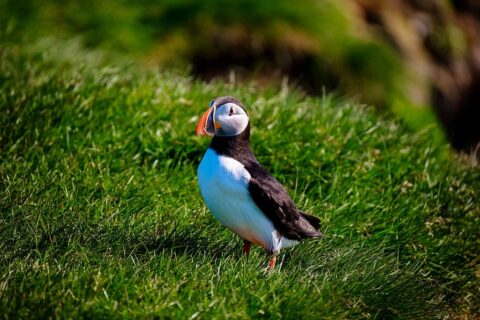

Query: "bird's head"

xmin=195 ymin=96 xmax=249 ymax=137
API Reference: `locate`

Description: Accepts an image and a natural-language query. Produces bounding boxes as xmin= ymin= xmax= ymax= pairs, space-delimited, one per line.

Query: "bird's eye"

xmin=229 ymin=106 xmax=234 ymax=116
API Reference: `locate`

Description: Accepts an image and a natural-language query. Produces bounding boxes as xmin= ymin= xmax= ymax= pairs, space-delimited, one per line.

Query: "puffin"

xmin=196 ymin=96 xmax=322 ymax=269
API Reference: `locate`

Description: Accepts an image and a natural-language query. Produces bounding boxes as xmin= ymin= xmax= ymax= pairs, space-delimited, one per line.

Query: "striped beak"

xmin=195 ymin=106 xmax=217 ymax=136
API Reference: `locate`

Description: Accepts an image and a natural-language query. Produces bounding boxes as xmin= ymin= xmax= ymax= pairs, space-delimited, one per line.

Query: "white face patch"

xmin=214 ymin=103 xmax=249 ymax=137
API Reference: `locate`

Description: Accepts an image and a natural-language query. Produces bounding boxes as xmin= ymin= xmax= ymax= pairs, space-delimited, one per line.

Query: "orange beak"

xmin=195 ymin=107 xmax=214 ymax=136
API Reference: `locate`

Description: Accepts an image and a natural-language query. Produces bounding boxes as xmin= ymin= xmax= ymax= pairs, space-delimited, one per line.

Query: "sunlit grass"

xmin=0 ymin=44 xmax=479 ymax=318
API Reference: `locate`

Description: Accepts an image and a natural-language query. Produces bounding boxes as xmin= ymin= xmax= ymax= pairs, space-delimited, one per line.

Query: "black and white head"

xmin=196 ymin=96 xmax=249 ymax=137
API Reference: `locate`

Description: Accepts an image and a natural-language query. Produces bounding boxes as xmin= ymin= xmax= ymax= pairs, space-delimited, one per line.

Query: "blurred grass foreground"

xmin=1 ymin=0 xmax=480 ymax=319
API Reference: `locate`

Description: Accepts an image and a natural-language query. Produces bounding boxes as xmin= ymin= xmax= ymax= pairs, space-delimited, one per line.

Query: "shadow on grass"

xmin=123 ymin=223 xmax=240 ymax=260
xmin=3 ymin=218 xmax=240 ymax=265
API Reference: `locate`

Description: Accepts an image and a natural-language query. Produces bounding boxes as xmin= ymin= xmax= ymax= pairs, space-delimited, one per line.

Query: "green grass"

xmin=1 ymin=43 xmax=479 ymax=319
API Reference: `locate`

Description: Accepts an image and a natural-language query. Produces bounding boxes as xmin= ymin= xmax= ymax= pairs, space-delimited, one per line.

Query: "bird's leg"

xmin=267 ymin=256 xmax=276 ymax=270
xmin=242 ymin=240 xmax=251 ymax=256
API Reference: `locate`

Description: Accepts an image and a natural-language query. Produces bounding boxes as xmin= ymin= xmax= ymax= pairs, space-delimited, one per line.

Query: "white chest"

xmin=197 ymin=149 xmax=280 ymax=251
xmin=198 ymin=149 xmax=252 ymax=197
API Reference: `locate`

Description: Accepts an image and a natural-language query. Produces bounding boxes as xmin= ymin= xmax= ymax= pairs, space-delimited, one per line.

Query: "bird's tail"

xmin=299 ymin=210 xmax=323 ymax=237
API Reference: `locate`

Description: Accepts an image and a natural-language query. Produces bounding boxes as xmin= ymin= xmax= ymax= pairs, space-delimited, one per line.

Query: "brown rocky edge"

xmin=356 ymin=0 xmax=480 ymax=158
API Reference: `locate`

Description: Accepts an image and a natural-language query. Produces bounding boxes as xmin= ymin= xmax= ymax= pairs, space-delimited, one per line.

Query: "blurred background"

xmin=2 ymin=0 xmax=479 ymax=157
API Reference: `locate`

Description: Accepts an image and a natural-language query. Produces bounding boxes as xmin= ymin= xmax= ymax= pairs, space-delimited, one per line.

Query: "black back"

xmin=209 ymin=123 xmax=322 ymax=241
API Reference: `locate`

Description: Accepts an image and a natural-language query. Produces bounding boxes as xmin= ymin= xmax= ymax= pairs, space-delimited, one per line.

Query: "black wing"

xmin=246 ymin=163 xmax=322 ymax=241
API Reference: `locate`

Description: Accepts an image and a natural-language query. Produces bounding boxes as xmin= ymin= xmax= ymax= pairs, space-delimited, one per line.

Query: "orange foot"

xmin=268 ymin=256 xmax=276 ymax=270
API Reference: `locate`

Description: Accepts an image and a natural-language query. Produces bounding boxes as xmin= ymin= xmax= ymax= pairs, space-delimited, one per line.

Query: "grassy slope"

xmin=1 ymin=45 xmax=479 ymax=319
